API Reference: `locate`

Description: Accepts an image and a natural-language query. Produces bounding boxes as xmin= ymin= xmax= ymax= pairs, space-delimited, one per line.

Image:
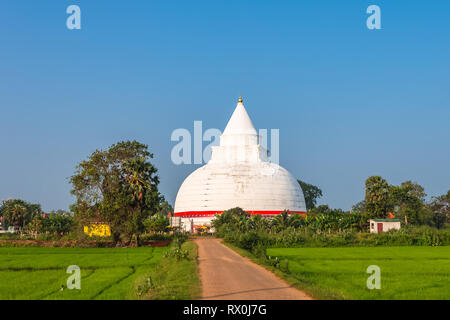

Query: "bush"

xmin=173 ymin=233 xmax=188 ymax=248
xmin=140 ymin=233 xmax=174 ymax=241
xmin=164 ymin=248 xmax=189 ymax=261
xmin=163 ymin=235 xmax=191 ymax=260
xmin=221 ymin=226 xmax=449 ymax=251
xmin=0 ymin=233 xmax=21 ymax=240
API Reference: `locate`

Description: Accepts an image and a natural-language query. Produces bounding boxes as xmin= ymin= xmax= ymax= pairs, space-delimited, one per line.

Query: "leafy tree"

xmin=0 ymin=199 xmax=41 ymax=232
xmin=400 ymin=181 xmax=426 ymax=200
xmin=357 ymin=178 xmax=439 ymax=226
xmin=297 ymin=179 xmax=323 ymax=210
xmin=428 ymin=190 xmax=449 ymax=229
xmin=25 ymin=212 xmax=74 ymax=237
xmin=121 ymin=156 xmax=161 ymax=245
xmin=26 ymin=217 xmax=44 ymax=238
xmin=144 ymin=215 xmax=169 ymax=233
xmin=157 ymin=200 xmax=173 ymax=217
xmin=70 ymin=141 xmax=162 ymax=245
xmin=389 ymin=181 xmax=428 ymax=225
xmin=212 ymin=207 xmax=250 ymax=232
xmin=352 ymin=200 xmax=366 ymax=213
xmin=43 ymin=213 xmax=74 ymax=235
xmin=365 ymin=176 xmax=392 ymax=219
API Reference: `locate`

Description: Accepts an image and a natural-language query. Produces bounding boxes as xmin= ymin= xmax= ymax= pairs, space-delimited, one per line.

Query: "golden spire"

xmin=238 ymin=95 xmax=243 ymax=103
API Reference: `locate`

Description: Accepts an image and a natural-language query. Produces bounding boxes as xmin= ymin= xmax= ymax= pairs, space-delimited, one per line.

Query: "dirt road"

xmin=195 ymin=238 xmax=312 ymax=300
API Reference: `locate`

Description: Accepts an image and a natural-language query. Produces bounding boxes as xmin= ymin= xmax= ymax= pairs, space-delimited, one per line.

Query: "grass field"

xmin=266 ymin=246 xmax=450 ymax=300
xmin=134 ymin=241 xmax=201 ymax=300
xmin=0 ymin=243 xmax=200 ymax=300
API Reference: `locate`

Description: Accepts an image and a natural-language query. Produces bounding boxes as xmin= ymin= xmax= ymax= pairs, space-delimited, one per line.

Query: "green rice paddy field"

xmin=2 ymin=245 xmax=449 ymax=300
xmin=0 ymin=246 xmax=166 ymax=300
xmin=266 ymin=246 xmax=450 ymax=299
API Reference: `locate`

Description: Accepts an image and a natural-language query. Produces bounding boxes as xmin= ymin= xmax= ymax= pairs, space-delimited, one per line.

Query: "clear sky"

xmin=0 ymin=0 xmax=449 ymax=212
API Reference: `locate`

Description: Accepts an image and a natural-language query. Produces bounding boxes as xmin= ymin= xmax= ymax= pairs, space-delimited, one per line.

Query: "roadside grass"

xmin=0 ymin=247 xmax=165 ymax=300
xmin=224 ymin=243 xmax=450 ymax=300
xmin=133 ymin=241 xmax=201 ymax=300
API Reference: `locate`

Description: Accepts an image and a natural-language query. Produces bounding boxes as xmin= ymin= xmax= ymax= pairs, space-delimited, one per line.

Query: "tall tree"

xmin=352 ymin=200 xmax=366 ymax=213
xmin=389 ymin=181 xmax=427 ymax=225
xmin=121 ymin=156 xmax=160 ymax=245
xmin=400 ymin=181 xmax=426 ymax=200
xmin=70 ymin=141 xmax=161 ymax=245
xmin=365 ymin=176 xmax=392 ymax=219
xmin=297 ymin=179 xmax=323 ymax=210
xmin=428 ymin=190 xmax=450 ymax=229
xmin=157 ymin=200 xmax=174 ymax=217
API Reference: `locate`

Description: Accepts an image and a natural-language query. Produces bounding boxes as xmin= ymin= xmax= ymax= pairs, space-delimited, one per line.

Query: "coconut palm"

xmin=121 ymin=157 xmax=160 ymax=246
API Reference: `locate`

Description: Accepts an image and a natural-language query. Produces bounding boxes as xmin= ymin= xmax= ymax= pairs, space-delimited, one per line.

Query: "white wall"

xmin=369 ymin=220 xmax=401 ymax=234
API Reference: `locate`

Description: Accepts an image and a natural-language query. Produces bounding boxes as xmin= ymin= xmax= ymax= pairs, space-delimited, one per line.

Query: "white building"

xmin=174 ymin=97 xmax=306 ymax=233
xmin=369 ymin=219 xmax=401 ymax=234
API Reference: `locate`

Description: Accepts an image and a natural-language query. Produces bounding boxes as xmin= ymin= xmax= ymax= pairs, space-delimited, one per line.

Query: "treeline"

xmin=0 ymin=141 xmax=174 ymax=245
xmin=357 ymin=177 xmax=449 ymax=228
xmin=213 ymin=208 xmax=450 ymax=251
xmin=213 ymin=178 xmax=449 ymax=250
xmin=0 ymin=199 xmax=76 ymax=240
xmin=299 ymin=176 xmax=449 ymax=230
xmin=0 ymin=197 xmax=173 ymax=243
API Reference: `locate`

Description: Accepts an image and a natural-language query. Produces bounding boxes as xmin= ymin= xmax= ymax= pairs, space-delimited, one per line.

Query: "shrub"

xmin=214 ymin=207 xmax=449 ymax=251
xmin=221 ymin=226 xmax=449 ymax=251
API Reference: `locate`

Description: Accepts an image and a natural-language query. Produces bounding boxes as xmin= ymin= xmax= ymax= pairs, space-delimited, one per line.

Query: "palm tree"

xmin=11 ymin=204 xmax=27 ymax=232
xmin=121 ymin=157 xmax=159 ymax=246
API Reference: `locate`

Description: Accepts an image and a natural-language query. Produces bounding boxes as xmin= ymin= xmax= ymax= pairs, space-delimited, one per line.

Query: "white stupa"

xmin=174 ymin=97 xmax=306 ymax=232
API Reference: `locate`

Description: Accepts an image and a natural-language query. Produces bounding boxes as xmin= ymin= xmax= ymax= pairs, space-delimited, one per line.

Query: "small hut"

xmin=369 ymin=218 xmax=401 ymax=233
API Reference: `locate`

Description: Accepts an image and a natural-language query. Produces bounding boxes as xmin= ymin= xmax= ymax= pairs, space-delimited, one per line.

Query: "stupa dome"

xmin=174 ymin=97 xmax=306 ymax=230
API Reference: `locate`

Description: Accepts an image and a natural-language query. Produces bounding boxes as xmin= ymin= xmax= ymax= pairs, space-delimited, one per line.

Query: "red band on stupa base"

xmin=173 ymin=210 xmax=306 ymax=218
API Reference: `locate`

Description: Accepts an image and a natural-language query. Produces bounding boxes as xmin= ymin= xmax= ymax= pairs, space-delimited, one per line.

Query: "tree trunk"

xmin=135 ymin=234 xmax=140 ymax=247
xmin=113 ymin=232 xmax=121 ymax=245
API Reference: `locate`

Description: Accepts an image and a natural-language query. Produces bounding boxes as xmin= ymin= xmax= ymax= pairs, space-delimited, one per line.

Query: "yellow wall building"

xmin=83 ymin=224 xmax=111 ymax=237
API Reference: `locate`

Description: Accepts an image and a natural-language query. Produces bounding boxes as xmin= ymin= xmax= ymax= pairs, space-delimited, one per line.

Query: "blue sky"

xmin=0 ymin=0 xmax=449 ymax=211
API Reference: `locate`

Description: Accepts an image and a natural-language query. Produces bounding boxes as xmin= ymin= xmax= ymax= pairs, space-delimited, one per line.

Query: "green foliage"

xmin=352 ymin=200 xmax=366 ymax=213
xmin=157 ymin=200 xmax=173 ymax=217
xmin=428 ymin=190 xmax=450 ymax=229
xmin=163 ymin=247 xmax=189 ymax=261
xmin=308 ymin=205 xmax=364 ymax=231
xmin=140 ymin=233 xmax=173 ymax=241
xmin=0 ymin=199 xmax=42 ymax=232
xmin=235 ymin=226 xmax=449 ymax=249
xmin=212 ymin=207 xmax=249 ymax=231
xmin=389 ymin=182 xmax=427 ymax=224
xmin=144 ymin=215 xmax=169 ymax=233
xmin=215 ymin=206 xmax=365 ymax=238
xmin=24 ymin=212 xmax=74 ymax=237
xmin=360 ymin=177 xmax=448 ymax=228
xmin=134 ymin=241 xmax=200 ymax=299
xmin=214 ymin=207 xmax=449 ymax=253
xmin=297 ymin=179 xmax=323 ymax=210
xmin=0 ymin=233 xmax=21 ymax=240
xmin=70 ymin=141 xmax=163 ymax=245
xmin=365 ymin=176 xmax=392 ymax=219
